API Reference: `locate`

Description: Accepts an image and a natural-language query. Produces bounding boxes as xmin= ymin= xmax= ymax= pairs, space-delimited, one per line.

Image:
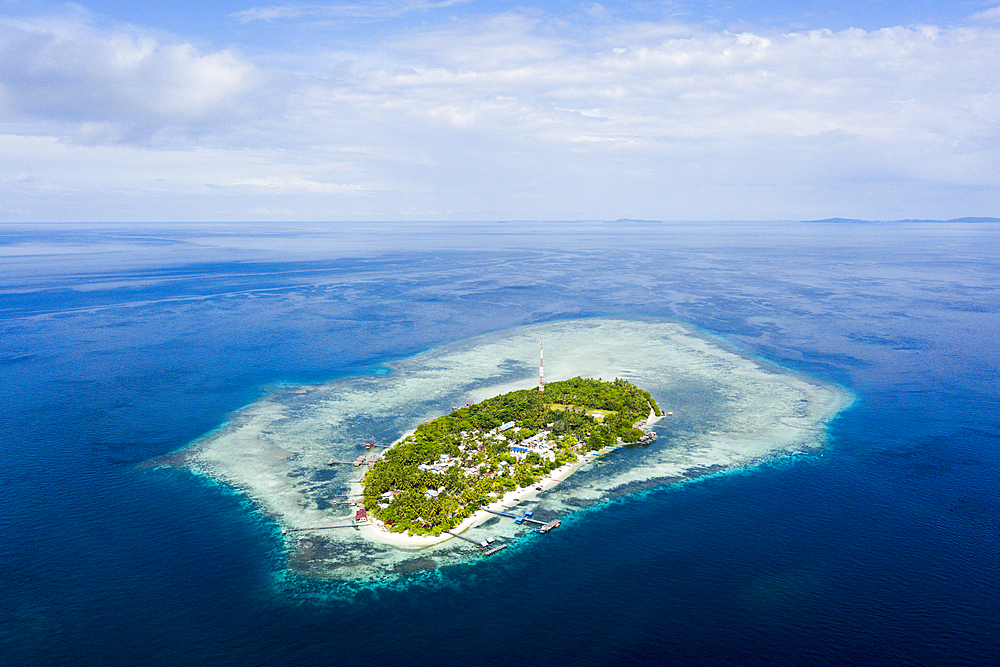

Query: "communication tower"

xmin=539 ymin=342 xmax=544 ymax=394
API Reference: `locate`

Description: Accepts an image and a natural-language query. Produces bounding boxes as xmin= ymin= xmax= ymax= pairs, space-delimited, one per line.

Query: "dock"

xmin=483 ymin=508 xmax=561 ymax=533
xmin=484 ymin=508 xmax=543 ymax=525
xmin=326 ymin=455 xmax=378 ymax=467
xmin=536 ymin=519 xmax=561 ymax=533
xmin=444 ymin=530 xmax=509 ymax=556
xmin=281 ymin=522 xmax=366 ymax=535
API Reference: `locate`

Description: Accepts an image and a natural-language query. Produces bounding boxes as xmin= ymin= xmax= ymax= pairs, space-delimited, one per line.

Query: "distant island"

xmin=360 ymin=377 xmax=661 ymax=540
xmin=606 ymin=218 xmax=663 ymax=224
xmin=801 ymin=217 xmax=1000 ymax=223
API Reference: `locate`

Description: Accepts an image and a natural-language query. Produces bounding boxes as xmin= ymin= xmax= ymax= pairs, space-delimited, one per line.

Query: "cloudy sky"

xmin=1 ymin=1 xmax=998 ymax=221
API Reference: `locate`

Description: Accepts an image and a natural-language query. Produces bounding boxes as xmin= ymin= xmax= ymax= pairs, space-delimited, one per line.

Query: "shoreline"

xmin=353 ymin=410 xmax=665 ymax=549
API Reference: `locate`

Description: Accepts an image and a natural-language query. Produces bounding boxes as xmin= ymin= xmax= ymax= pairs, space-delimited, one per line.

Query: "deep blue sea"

xmin=1 ymin=220 xmax=998 ymax=666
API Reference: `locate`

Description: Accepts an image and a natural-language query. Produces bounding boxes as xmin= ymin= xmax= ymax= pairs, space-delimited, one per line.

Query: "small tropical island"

xmin=175 ymin=318 xmax=851 ymax=579
xmin=361 ymin=377 xmax=661 ymax=539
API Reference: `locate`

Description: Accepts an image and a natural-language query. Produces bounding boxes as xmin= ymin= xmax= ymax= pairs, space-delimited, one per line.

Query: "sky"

xmin=1 ymin=1 xmax=998 ymax=222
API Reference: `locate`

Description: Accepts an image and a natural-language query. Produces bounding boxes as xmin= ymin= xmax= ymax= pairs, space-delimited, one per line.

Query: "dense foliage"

xmin=361 ymin=377 xmax=660 ymax=536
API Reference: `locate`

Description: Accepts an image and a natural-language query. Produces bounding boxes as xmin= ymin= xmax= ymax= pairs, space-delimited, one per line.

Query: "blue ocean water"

xmin=1 ymin=221 xmax=998 ymax=666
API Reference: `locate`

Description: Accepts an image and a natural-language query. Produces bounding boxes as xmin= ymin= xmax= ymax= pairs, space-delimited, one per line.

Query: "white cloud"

xmin=300 ymin=17 xmax=999 ymax=158
xmin=0 ymin=13 xmax=260 ymax=143
xmin=584 ymin=3 xmax=612 ymax=22
xmin=969 ymin=5 xmax=1000 ymax=23
xmin=231 ymin=175 xmax=366 ymax=193
xmin=232 ymin=0 xmax=472 ymax=24
xmin=2 ymin=7 xmax=999 ymax=220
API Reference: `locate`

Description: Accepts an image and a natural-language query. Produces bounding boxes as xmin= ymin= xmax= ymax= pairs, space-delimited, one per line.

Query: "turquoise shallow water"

xmin=1 ymin=220 xmax=998 ymax=666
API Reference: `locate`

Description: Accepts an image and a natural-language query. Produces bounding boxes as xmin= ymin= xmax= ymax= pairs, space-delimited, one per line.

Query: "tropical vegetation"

xmin=361 ymin=377 xmax=660 ymax=536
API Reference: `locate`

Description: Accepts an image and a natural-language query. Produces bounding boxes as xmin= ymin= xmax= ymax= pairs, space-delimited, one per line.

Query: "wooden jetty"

xmin=445 ymin=530 xmax=486 ymax=546
xmin=281 ymin=522 xmax=366 ymax=535
xmin=535 ymin=519 xmax=561 ymax=533
xmin=484 ymin=508 xmax=542 ymax=524
xmin=444 ymin=530 xmax=508 ymax=556
xmin=326 ymin=455 xmax=377 ymax=467
xmin=484 ymin=508 xmax=561 ymax=533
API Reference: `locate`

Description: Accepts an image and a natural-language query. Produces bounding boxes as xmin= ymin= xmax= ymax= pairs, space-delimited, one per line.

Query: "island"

xmin=361 ymin=377 xmax=661 ymax=539
xmin=168 ymin=318 xmax=853 ymax=581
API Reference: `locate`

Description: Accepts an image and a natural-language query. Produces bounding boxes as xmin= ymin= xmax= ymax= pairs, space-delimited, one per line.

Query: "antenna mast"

xmin=539 ymin=342 xmax=544 ymax=394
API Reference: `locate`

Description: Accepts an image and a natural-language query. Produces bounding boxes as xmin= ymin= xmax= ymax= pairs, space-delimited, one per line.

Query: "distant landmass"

xmin=606 ymin=218 xmax=663 ymax=224
xmin=802 ymin=217 xmax=1000 ymax=223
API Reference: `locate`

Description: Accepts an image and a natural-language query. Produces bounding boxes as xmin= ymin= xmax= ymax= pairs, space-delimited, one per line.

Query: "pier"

xmin=484 ymin=508 xmax=561 ymax=533
xmin=326 ymin=455 xmax=378 ymax=466
xmin=281 ymin=522 xmax=366 ymax=535
xmin=444 ymin=530 xmax=509 ymax=556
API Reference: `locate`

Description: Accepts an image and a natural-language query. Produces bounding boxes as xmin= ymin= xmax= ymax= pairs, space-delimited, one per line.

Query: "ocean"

xmin=1 ymin=220 xmax=997 ymax=666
